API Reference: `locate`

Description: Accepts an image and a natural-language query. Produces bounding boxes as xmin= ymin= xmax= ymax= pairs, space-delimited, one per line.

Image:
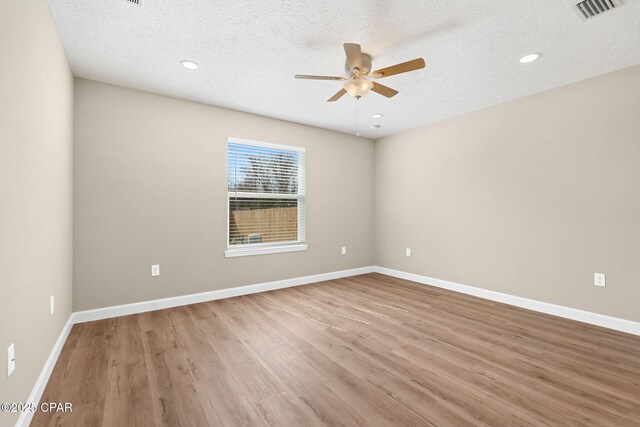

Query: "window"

xmin=225 ymin=138 xmax=306 ymax=257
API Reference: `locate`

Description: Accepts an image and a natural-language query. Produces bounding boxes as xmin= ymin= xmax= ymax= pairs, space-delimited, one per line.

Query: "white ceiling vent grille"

xmin=575 ymin=0 xmax=621 ymax=20
xmin=125 ymin=0 xmax=141 ymax=4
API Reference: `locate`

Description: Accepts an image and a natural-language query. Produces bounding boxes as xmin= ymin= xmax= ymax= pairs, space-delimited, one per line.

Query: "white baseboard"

xmin=18 ymin=264 xmax=639 ymax=427
xmin=374 ymin=266 xmax=640 ymax=336
xmin=16 ymin=315 xmax=74 ymax=427
xmin=72 ymin=266 xmax=375 ymax=324
xmin=15 ymin=266 xmax=374 ymax=427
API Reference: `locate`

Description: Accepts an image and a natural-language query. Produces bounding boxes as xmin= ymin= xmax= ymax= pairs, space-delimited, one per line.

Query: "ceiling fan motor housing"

xmin=346 ymin=53 xmax=372 ymax=76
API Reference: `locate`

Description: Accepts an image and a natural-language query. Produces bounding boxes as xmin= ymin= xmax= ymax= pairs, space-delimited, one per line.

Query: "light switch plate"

xmin=7 ymin=343 xmax=15 ymax=377
xmin=50 ymin=295 xmax=55 ymax=315
xmin=151 ymin=264 xmax=160 ymax=277
xmin=594 ymin=273 xmax=606 ymax=287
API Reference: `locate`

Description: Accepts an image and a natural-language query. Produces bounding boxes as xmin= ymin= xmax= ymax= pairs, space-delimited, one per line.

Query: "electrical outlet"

xmin=406 ymin=248 xmax=411 ymax=257
xmin=341 ymin=246 xmax=347 ymax=255
xmin=151 ymin=264 xmax=160 ymax=277
xmin=594 ymin=273 xmax=606 ymax=287
xmin=7 ymin=344 xmax=15 ymax=377
xmin=50 ymin=295 xmax=55 ymax=315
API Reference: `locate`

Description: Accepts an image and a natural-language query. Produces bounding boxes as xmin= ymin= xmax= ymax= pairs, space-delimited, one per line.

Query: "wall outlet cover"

xmin=341 ymin=246 xmax=347 ymax=255
xmin=7 ymin=343 xmax=15 ymax=377
xmin=594 ymin=273 xmax=606 ymax=287
xmin=406 ymin=248 xmax=411 ymax=257
xmin=151 ymin=264 xmax=160 ymax=277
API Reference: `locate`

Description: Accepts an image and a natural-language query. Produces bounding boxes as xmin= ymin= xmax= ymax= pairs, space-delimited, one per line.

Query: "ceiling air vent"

xmin=575 ymin=0 xmax=621 ymax=20
xmin=125 ymin=0 xmax=141 ymax=4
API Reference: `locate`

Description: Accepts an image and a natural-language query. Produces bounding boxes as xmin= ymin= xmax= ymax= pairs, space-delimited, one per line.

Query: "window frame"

xmin=224 ymin=137 xmax=307 ymax=258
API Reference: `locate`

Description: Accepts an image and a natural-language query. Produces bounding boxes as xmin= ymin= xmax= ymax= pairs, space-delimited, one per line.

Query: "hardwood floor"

xmin=32 ymin=273 xmax=640 ymax=426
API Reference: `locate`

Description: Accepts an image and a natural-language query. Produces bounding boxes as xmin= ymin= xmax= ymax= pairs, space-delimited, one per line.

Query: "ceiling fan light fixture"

xmin=344 ymin=77 xmax=374 ymax=98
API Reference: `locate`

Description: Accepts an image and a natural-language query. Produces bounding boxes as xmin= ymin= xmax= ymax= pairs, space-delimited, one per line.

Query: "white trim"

xmin=16 ymin=266 xmax=372 ymax=426
xmin=72 ymin=266 xmax=374 ymax=324
xmin=374 ymin=266 xmax=640 ymax=336
xmin=225 ymin=243 xmax=308 ymax=257
xmin=227 ymin=137 xmax=306 ymax=153
xmin=16 ymin=316 xmax=74 ymax=427
xmin=297 ymin=149 xmax=306 ymax=242
xmin=19 ymin=264 xmax=640 ymax=427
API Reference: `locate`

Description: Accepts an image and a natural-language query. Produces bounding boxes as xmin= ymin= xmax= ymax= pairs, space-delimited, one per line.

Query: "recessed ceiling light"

xmin=519 ymin=53 xmax=541 ymax=64
xmin=371 ymin=113 xmax=383 ymax=119
xmin=180 ymin=60 xmax=199 ymax=70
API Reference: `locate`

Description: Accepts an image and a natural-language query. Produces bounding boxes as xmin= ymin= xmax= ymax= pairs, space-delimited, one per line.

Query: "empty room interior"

xmin=2 ymin=0 xmax=640 ymax=426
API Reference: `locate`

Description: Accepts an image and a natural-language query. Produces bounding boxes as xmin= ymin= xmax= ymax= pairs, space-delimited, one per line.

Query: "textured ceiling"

xmin=48 ymin=0 xmax=640 ymax=138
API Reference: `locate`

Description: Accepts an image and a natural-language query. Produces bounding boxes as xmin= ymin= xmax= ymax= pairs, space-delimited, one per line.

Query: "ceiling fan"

xmin=295 ymin=43 xmax=425 ymax=102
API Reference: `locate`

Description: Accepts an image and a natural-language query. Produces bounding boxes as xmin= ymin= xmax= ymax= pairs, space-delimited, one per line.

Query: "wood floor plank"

xmin=30 ymin=273 xmax=640 ymax=426
xmin=243 ymin=295 xmax=439 ymax=426
xmin=216 ymin=296 xmax=388 ymax=425
xmin=269 ymin=291 xmax=532 ymax=425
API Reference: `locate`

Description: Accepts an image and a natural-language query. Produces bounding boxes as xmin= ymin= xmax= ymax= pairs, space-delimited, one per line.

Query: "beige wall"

xmin=0 ymin=0 xmax=74 ymax=424
xmin=73 ymin=79 xmax=374 ymax=311
xmin=375 ymin=65 xmax=640 ymax=322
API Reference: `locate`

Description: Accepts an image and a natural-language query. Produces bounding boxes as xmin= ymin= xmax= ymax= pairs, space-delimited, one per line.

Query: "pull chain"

xmin=354 ymin=96 xmax=361 ymax=137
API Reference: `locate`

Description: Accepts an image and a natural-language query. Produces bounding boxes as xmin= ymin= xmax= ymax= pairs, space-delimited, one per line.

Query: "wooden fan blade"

xmin=372 ymin=58 xmax=425 ymax=79
xmin=327 ymin=88 xmax=347 ymax=102
xmin=295 ymin=74 xmax=345 ymax=81
xmin=371 ymin=82 xmax=399 ymax=98
xmin=343 ymin=43 xmax=363 ymax=72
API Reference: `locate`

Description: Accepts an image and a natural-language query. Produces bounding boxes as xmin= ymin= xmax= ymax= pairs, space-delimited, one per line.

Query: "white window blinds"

xmin=227 ymin=139 xmax=305 ymax=248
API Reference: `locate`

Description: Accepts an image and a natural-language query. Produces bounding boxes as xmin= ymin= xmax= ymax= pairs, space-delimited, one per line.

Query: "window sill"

xmin=224 ymin=244 xmax=308 ymax=258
